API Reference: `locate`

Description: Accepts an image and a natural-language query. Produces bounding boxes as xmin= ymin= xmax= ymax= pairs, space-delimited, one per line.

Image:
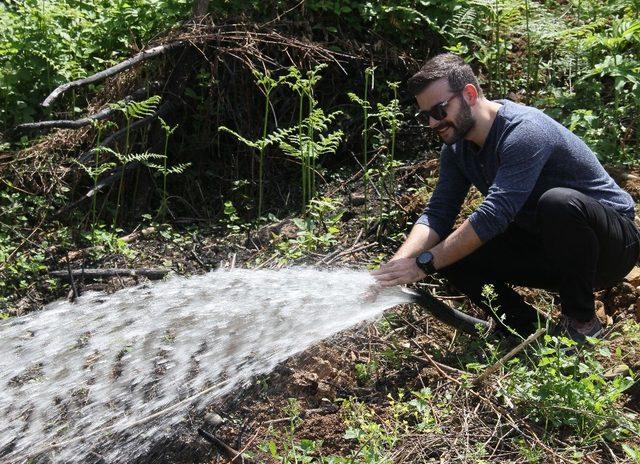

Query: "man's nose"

xmin=428 ymin=115 xmax=439 ymax=128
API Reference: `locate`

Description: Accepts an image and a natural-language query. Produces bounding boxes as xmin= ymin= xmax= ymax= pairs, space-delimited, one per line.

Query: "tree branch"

xmin=49 ymin=268 xmax=169 ymax=280
xmin=41 ymin=41 xmax=186 ymax=107
xmin=18 ymin=87 xmax=155 ymax=132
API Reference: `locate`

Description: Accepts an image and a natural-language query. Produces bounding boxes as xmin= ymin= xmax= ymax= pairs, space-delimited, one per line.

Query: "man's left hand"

xmin=370 ymin=257 xmax=427 ymax=287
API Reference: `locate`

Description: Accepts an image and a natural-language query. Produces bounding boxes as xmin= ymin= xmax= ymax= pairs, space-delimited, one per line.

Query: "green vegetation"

xmin=1 ymin=0 xmax=639 ymax=460
xmin=0 ymin=0 xmax=191 ymax=130
xmin=253 ymin=321 xmax=640 ymax=463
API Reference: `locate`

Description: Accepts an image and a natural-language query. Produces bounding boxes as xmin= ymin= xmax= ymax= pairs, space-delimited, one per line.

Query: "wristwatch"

xmin=416 ymin=251 xmax=436 ymax=274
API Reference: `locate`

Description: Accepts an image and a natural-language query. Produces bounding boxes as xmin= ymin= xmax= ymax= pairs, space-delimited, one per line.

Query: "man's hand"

xmin=370 ymin=257 xmax=427 ymax=287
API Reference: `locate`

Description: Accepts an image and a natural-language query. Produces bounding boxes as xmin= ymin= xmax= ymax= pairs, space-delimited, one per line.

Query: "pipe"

xmin=401 ymin=287 xmax=491 ymax=334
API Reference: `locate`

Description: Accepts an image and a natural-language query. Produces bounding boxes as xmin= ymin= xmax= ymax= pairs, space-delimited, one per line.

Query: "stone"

xmin=203 ymin=412 xmax=224 ymax=427
xmin=604 ymin=364 xmax=630 ymax=380
xmin=624 ymin=266 xmax=640 ymax=287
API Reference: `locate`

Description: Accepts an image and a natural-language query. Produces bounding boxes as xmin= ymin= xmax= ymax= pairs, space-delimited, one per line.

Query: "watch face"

xmin=418 ymin=252 xmax=432 ymax=264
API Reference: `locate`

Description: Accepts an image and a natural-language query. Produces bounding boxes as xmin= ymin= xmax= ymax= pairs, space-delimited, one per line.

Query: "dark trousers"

xmin=438 ymin=187 xmax=640 ymax=335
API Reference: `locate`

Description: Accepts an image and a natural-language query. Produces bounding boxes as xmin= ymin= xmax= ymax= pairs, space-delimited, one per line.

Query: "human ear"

xmin=463 ymin=83 xmax=479 ymax=105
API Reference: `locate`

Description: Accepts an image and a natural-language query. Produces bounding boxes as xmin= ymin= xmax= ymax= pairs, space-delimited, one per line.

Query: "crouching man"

xmin=372 ymin=53 xmax=639 ymax=341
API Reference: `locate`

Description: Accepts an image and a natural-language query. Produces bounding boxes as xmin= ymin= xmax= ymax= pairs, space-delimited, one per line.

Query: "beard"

xmin=436 ymin=98 xmax=475 ymax=146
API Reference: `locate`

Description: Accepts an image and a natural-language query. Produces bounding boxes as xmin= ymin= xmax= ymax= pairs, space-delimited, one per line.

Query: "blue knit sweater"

xmin=417 ymin=100 xmax=636 ymax=242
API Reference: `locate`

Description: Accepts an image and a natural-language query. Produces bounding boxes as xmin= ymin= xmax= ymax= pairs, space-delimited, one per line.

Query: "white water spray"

xmin=0 ymin=267 xmax=411 ymax=463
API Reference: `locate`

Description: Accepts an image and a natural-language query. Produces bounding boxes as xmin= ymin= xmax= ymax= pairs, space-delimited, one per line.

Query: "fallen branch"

xmin=49 ymin=268 xmax=169 ymax=280
xmin=407 ymin=334 xmax=581 ymax=463
xmin=473 ymin=328 xmax=547 ymax=385
xmin=324 ymin=242 xmax=377 ymax=265
xmin=66 ymin=253 xmax=80 ymax=301
xmin=17 ymin=87 xmax=155 ymax=132
xmin=197 ymin=428 xmax=255 ymax=464
xmin=316 ymin=228 xmax=363 ymax=265
xmin=42 ymin=42 xmax=186 ymax=107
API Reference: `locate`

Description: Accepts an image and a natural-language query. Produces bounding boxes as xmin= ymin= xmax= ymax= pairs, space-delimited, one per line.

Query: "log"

xmin=41 ymin=41 xmax=186 ymax=107
xmin=49 ymin=268 xmax=169 ymax=280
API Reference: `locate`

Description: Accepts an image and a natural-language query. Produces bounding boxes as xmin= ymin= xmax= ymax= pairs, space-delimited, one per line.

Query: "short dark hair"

xmin=407 ymin=53 xmax=483 ymax=97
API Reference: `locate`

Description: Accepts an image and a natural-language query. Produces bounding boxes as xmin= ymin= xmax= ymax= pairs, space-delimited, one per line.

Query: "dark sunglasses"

xmin=415 ymin=92 xmax=461 ymax=124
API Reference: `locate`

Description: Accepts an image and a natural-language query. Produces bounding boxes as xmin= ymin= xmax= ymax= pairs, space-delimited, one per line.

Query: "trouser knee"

xmin=537 ymin=187 xmax=586 ymax=228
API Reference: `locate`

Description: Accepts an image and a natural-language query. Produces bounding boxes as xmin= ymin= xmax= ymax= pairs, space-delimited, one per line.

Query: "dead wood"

xmin=66 ymin=254 xmax=80 ymax=301
xmin=49 ymin=268 xmax=169 ymax=280
xmin=41 ymin=41 xmax=187 ymax=107
xmin=17 ymin=87 xmax=156 ymax=133
xmin=197 ymin=428 xmax=255 ymax=464
xmin=192 ymin=0 xmax=211 ymax=19
xmin=473 ymin=328 xmax=547 ymax=385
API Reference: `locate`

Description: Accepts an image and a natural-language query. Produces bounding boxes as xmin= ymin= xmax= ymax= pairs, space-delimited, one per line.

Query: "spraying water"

xmin=0 ymin=267 xmax=411 ymax=463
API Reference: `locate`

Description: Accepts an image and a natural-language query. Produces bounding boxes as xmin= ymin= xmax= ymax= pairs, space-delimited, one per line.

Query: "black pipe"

xmin=197 ymin=428 xmax=255 ymax=464
xmin=401 ymin=287 xmax=491 ymax=334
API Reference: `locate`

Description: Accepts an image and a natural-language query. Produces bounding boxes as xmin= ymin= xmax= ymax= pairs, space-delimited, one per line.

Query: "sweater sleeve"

xmin=416 ymin=146 xmax=470 ymax=238
xmin=468 ymin=120 xmax=554 ymax=242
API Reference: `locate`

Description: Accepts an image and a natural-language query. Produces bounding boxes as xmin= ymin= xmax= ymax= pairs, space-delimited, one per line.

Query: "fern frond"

xmin=114 ymin=151 xmax=165 ymax=165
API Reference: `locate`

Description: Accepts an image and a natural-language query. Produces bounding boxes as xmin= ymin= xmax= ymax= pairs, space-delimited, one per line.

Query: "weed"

xmin=253 ymin=69 xmax=286 ymax=217
xmin=500 ymin=335 xmax=637 ymax=442
xmin=109 ymin=95 xmax=162 ymax=225
xmin=354 ymin=361 xmax=378 ymax=384
xmin=154 ymin=118 xmax=188 ymax=221
xmin=272 ymin=197 xmax=344 ymax=263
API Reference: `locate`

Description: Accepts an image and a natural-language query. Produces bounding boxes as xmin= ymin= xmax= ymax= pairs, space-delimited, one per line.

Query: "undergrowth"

xmin=252 ymin=320 xmax=640 ymax=463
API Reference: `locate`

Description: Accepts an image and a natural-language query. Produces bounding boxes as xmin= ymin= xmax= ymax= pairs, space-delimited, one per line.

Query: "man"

xmin=371 ymin=53 xmax=639 ymax=340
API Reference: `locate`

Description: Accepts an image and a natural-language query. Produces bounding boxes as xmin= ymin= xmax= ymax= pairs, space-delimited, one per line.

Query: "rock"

xmin=245 ymin=219 xmax=299 ymax=247
xmin=595 ymin=301 xmax=612 ymax=325
xmin=625 ymin=266 xmax=640 ymax=287
xmin=204 ymin=412 xmax=224 ymax=427
xmin=636 ymin=298 xmax=640 ymax=322
xmin=604 ymin=364 xmax=630 ymax=380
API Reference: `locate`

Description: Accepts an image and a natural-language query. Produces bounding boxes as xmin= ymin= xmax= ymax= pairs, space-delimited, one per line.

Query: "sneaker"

xmin=550 ymin=315 xmax=604 ymax=344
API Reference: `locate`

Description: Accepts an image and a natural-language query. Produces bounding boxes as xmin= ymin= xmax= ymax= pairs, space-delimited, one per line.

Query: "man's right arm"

xmin=390 ymin=223 xmax=441 ymax=261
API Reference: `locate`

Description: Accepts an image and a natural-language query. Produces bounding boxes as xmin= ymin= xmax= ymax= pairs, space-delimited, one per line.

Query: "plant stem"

xmin=161 ymin=129 xmax=170 ymax=220
xmin=93 ymin=125 xmax=102 ymax=226
xmin=298 ymin=91 xmax=306 ymax=212
xmin=113 ymin=115 xmax=130 ymax=227
xmin=259 ymin=89 xmax=271 ymax=218
xmin=307 ymin=94 xmax=315 ymax=202
xmin=363 ymin=69 xmax=370 ymax=222
xmin=390 ymin=85 xmax=397 ymax=191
